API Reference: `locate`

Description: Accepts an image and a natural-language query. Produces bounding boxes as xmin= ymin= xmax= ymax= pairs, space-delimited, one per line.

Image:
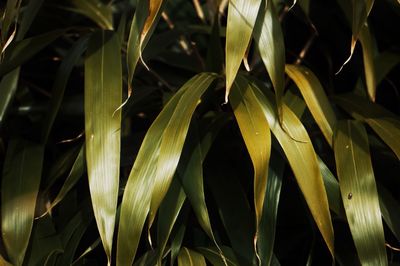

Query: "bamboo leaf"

xmin=1 ymin=139 xmax=44 ymax=266
xmin=178 ymin=247 xmax=206 ymax=266
xmin=351 ymin=0 xmax=374 ymax=55
xmin=0 ymin=69 xmax=20 ymax=126
xmin=359 ymin=23 xmax=376 ymax=102
xmin=229 ymin=75 xmax=271 ymax=252
xmin=17 ymin=0 xmax=45 ymax=40
xmin=197 ymin=246 xmax=239 ymax=266
xmin=334 ymin=120 xmax=387 ymax=265
xmin=117 ymin=73 xmax=217 ymax=266
xmin=225 ymin=0 xmax=261 ymax=101
xmin=248 ymin=77 xmax=335 ymax=257
xmin=257 ymin=151 xmax=284 ymax=266
xmin=253 ymin=0 xmax=285 ymax=120
xmin=375 ymin=51 xmax=400 ymax=85
xmin=378 ymin=184 xmax=400 ymax=241
xmin=42 ymin=36 xmax=88 ymax=143
xmin=84 ymin=30 xmax=122 ymax=263
xmin=334 ymin=93 xmax=400 ymax=159
xmin=70 ymin=0 xmax=113 ymax=30
xmin=285 ymin=64 xmax=337 ymax=146
xmin=127 ymin=0 xmax=165 ymax=85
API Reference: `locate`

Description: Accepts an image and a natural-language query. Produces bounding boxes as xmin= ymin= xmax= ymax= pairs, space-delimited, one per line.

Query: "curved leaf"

xmin=225 ymin=0 xmax=261 ymax=101
xmin=178 ymin=247 xmax=206 ymax=266
xmin=285 ymin=64 xmax=337 ymax=146
xmin=229 ymin=75 xmax=271 ymax=251
xmin=351 ymin=0 xmax=374 ymax=55
xmin=198 ymin=246 xmax=239 ymax=266
xmin=1 ymin=139 xmax=44 ymax=266
xmin=249 ymin=77 xmax=334 ymax=257
xmin=84 ymin=30 xmax=122 ymax=263
xmin=359 ymin=23 xmax=376 ymax=102
xmin=70 ymin=0 xmax=113 ymax=30
xmin=253 ymin=0 xmax=285 ymax=120
xmin=334 ymin=120 xmax=387 ymax=265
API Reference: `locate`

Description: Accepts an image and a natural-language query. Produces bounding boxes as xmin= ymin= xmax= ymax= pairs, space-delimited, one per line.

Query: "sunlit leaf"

xmin=1 ymin=139 xmax=44 ymax=266
xmin=249 ymin=77 xmax=334 ymax=257
xmin=117 ymin=73 xmax=217 ymax=266
xmin=253 ymin=0 xmax=285 ymax=120
xmin=178 ymin=247 xmax=206 ymax=266
xmin=334 ymin=120 xmax=387 ymax=265
xmin=351 ymin=0 xmax=374 ymax=55
xmin=225 ymin=0 xmax=261 ymax=102
xmin=197 ymin=246 xmax=239 ymax=266
xmin=285 ymin=64 xmax=337 ymax=146
xmin=230 ymin=75 xmax=271 ymax=252
xmin=85 ymin=30 xmax=122 ymax=263
xmin=359 ymin=23 xmax=376 ymax=102
xmin=0 ymin=69 xmax=20 ymax=126
xmin=70 ymin=0 xmax=113 ymax=30
xmin=334 ymin=93 xmax=400 ymax=159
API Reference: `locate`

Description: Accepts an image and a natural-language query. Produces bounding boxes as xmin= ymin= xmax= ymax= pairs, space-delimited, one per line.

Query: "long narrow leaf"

xmin=84 ymin=30 xmax=122 ymax=263
xmin=334 ymin=120 xmax=387 ymax=265
xmin=230 ymin=75 xmax=271 ymax=252
xmin=334 ymin=93 xmax=400 ymax=159
xmin=253 ymin=0 xmax=285 ymax=120
xmin=285 ymin=64 xmax=337 ymax=146
xmin=351 ymin=0 xmax=374 ymax=55
xmin=70 ymin=0 xmax=113 ymax=30
xmin=225 ymin=0 xmax=261 ymax=101
xmin=178 ymin=247 xmax=206 ymax=266
xmin=117 ymin=73 xmax=217 ymax=266
xmin=198 ymin=246 xmax=239 ymax=266
xmin=249 ymin=77 xmax=335 ymax=257
xmin=0 ymin=69 xmax=20 ymax=125
xmin=1 ymin=139 xmax=44 ymax=266
xmin=358 ymin=23 xmax=376 ymax=101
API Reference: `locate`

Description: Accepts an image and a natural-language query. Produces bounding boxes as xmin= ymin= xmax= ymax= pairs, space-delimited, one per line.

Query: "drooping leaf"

xmin=253 ymin=0 xmax=285 ymax=120
xmin=249 ymin=77 xmax=335 ymax=257
xmin=84 ymin=30 xmax=122 ymax=263
xmin=257 ymin=151 xmax=285 ymax=266
xmin=0 ymin=0 xmax=21 ymax=54
xmin=70 ymin=0 xmax=113 ymax=30
xmin=334 ymin=93 xmax=400 ymax=159
xmin=230 ymin=75 xmax=271 ymax=250
xmin=1 ymin=139 xmax=44 ymax=266
xmin=358 ymin=23 xmax=377 ymax=102
xmin=17 ymin=0 xmax=45 ymax=40
xmin=42 ymin=36 xmax=88 ymax=143
xmin=197 ymin=246 xmax=239 ymax=266
xmin=117 ymin=73 xmax=217 ymax=266
xmin=225 ymin=0 xmax=261 ymax=101
xmin=334 ymin=120 xmax=387 ymax=265
xmin=177 ymin=247 xmax=206 ymax=266
xmin=285 ymin=64 xmax=337 ymax=146
xmin=351 ymin=0 xmax=374 ymax=55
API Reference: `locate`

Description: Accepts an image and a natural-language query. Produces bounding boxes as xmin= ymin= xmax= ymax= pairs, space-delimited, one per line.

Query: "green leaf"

xmin=17 ymin=0 xmax=45 ymax=40
xmin=253 ymin=0 xmax=285 ymax=120
xmin=378 ymin=184 xmax=400 ymax=241
xmin=359 ymin=23 xmax=377 ymax=102
xmin=334 ymin=120 xmax=387 ymax=265
xmin=206 ymin=15 xmax=224 ymax=73
xmin=197 ymin=246 xmax=239 ymax=266
xmin=230 ymin=75 xmax=271 ymax=251
xmin=1 ymin=139 xmax=44 ymax=266
xmin=249 ymin=77 xmax=334 ymax=257
xmin=351 ymin=0 xmax=374 ymax=55
xmin=0 ymin=69 xmax=20 ymax=126
xmin=375 ymin=51 xmax=400 ymax=85
xmin=225 ymin=0 xmax=261 ymax=101
xmin=84 ymin=30 xmax=122 ymax=263
xmin=257 ymin=151 xmax=284 ymax=266
xmin=285 ymin=64 xmax=337 ymax=146
xmin=0 ymin=30 xmax=64 ymax=77
xmin=177 ymin=247 xmax=206 ymax=266
xmin=334 ymin=93 xmax=400 ymax=159
xmin=117 ymin=73 xmax=217 ymax=266
xmin=70 ymin=0 xmax=113 ymax=30
xmin=42 ymin=36 xmax=88 ymax=143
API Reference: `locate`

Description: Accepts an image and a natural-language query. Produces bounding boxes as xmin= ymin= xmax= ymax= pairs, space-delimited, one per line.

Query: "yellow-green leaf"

xmin=117 ymin=73 xmax=217 ymax=266
xmin=285 ymin=64 xmax=337 ymax=146
xmin=70 ymin=0 xmax=113 ymax=30
xmin=198 ymin=246 xmax=239 ymax=266
xmin=351 ymin=0 xmax=374 ymax=54
xmin=84 ymin=30 xmax=122 ymax=263
xmin=225 ymin=0 xmax=261 ymax=101
xmin=229 ymin=75 xmax=271 ymax=248
xmin=334 ymin=120 xmax=387 ymax=265
xmin=249 ymin=77 xmax=334 ymax=257
xmin=253 ymin=0 xmax=285 ymax=120
xmin=359 ymin=23 xmax=376 ymax=102
xmin=178 ymin=247 xmax=206 ymax=266
xmin=334 ymin=93 xmax=400 ymax=159
xmin=1 ymin=139 xmax=44 ymax=266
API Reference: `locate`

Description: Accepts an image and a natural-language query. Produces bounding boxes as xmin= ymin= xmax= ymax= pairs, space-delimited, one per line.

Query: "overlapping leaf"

xmin=70 ymin=0 xmax=113 ymax=30
xmin=248 ymin=77 xmax=334 ymax=257
xmin=229 ymin=75 xmax=271 ymax=252
xmin=358 ymin=23 xmax=376 ymax=101
xmin=178 ymin=247 xmax=206 ymax=266
xmin=1 ymin=139 xmax=44 ymax=266
xmin=334 ymin=120 xmax=387 ymax=265
xmin=285 ymin=64 xmax=337 ymax=146
xmin=225 ymin=0 xmax=261 ymax=101
xmin=117 ymin=73 xmax=217 ymax=266
xmin=253 ymin=0 xmax=285 ymax=120
xmin=84 ymin=30 xmax=122 ymax=263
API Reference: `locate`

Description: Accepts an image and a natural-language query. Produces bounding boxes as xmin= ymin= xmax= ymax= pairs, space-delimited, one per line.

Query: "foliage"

xmin=0 ymin=0 xmax=400 ymax=265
